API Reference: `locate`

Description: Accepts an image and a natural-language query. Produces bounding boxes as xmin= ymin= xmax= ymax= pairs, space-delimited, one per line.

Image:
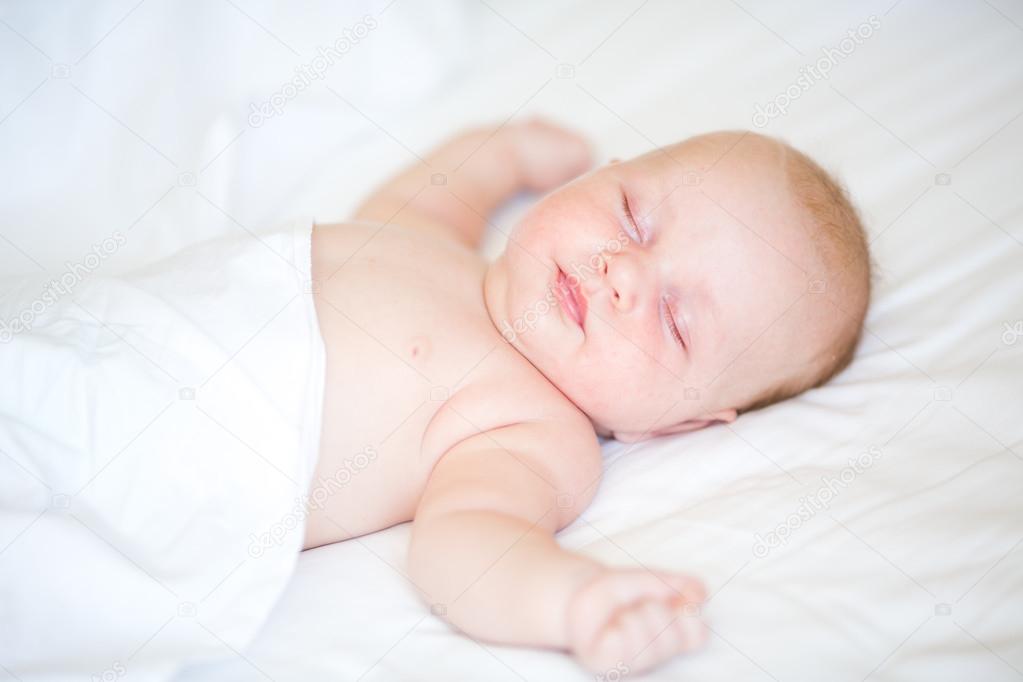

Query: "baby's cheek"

xmin=578 ymin=342 xmax=644 ymax=396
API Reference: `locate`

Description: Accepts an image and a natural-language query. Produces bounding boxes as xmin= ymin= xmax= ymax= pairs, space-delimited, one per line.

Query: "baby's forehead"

xmin=637 ymin=131 xmax=787 ymax=171
xmin=628 ymin=145 xmax=815 ymax=268
xmin=626 ymin=136 xmax=796 ymax=221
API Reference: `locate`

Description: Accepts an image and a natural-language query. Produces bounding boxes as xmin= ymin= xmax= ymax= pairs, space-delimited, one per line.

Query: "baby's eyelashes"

xmin=662 ymin=296 xmax=687 ymax=350
xmin=621 ymin=192 xmax=645 ymax=244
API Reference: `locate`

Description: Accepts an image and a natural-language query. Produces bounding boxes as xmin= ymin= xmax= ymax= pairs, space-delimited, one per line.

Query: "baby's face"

xmin=484 ymin=135 xmax=828 ymax=441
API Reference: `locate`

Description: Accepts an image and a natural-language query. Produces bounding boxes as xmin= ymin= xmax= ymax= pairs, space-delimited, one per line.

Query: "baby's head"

xmin=484 ymin=131 xmax=870 ymax=441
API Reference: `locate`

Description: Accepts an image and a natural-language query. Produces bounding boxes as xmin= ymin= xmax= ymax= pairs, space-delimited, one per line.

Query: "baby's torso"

xmin=304 ymin=222 xmax=580 ymax=547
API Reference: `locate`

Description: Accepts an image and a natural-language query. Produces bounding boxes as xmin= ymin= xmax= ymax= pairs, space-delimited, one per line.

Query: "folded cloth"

xmin=0 ymin=221 xmax=326 ymax=681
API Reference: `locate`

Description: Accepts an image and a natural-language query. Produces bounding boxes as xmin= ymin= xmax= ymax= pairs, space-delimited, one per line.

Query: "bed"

xmin=1 ymin=1 xmax=1021 ymax=680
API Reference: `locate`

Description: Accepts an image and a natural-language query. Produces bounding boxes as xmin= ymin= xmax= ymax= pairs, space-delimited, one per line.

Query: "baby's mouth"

xmin=554 ymin=268 xmax=587 ymax=330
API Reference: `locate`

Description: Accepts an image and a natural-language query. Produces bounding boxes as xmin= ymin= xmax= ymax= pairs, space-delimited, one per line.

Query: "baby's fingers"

xmin=626 ymin=599 xmax=682 ymax=671
xmin=670 ymin=606 xmax=709 ymax=652
xmin=626 ymin=597 xmax=707 ymax=673
xmin=568 ymin=570 xmax=707 ymax=673
xmin=659 ymin=572 xmax=707 ymax=606
xmin=581 ymin=597 xmax=705 ymax=674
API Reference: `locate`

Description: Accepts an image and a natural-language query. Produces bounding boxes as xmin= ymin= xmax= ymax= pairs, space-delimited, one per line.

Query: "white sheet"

xmin=2 ymin=1 xmax=1021 ymax=680
xmin=0 ymin=223 xmax=325 ymax=681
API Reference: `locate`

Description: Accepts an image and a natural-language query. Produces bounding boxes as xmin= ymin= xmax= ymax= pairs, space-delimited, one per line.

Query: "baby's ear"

xmin=613 ymin=409 xmax=737 ymax=443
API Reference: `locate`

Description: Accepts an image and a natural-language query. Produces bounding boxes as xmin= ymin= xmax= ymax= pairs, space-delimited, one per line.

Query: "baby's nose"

xmin=609 ymin=279 xmax=635 ymax=312
xmin=592 ymin=252 xmax=639 ymax=312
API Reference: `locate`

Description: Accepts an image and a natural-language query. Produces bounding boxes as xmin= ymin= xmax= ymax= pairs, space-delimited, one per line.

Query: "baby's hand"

xmin=506 ymin=118 xmax=593 ymax=192
xmin=566 ymin=568 xmax=707 ymax=676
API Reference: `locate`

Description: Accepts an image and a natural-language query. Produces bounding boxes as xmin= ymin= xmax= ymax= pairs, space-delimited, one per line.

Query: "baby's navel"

xmin=407 ymin=335 xmax=431 ymax=363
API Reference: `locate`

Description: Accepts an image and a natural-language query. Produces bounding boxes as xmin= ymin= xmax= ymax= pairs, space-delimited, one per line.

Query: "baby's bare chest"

xmin=303 ymin=223 xmax=537 ymax=545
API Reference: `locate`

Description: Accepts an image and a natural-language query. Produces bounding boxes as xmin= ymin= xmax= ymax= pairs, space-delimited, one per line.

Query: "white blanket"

xmin=0 ymin=222 xmax=325 ymax=681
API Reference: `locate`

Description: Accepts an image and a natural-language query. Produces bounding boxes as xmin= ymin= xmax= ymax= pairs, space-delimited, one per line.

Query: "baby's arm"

xmin=354 ymin=120 xmax=591 ymax=248
xmin=408 ymin=421 xmax=707 ymax=674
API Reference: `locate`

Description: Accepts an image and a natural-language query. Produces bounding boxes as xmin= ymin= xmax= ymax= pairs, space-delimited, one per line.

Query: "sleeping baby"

xmin=304 ymin=120 xmax=871 ymax=674
xmin=0 ymin=120 xmax=869 ymax=678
